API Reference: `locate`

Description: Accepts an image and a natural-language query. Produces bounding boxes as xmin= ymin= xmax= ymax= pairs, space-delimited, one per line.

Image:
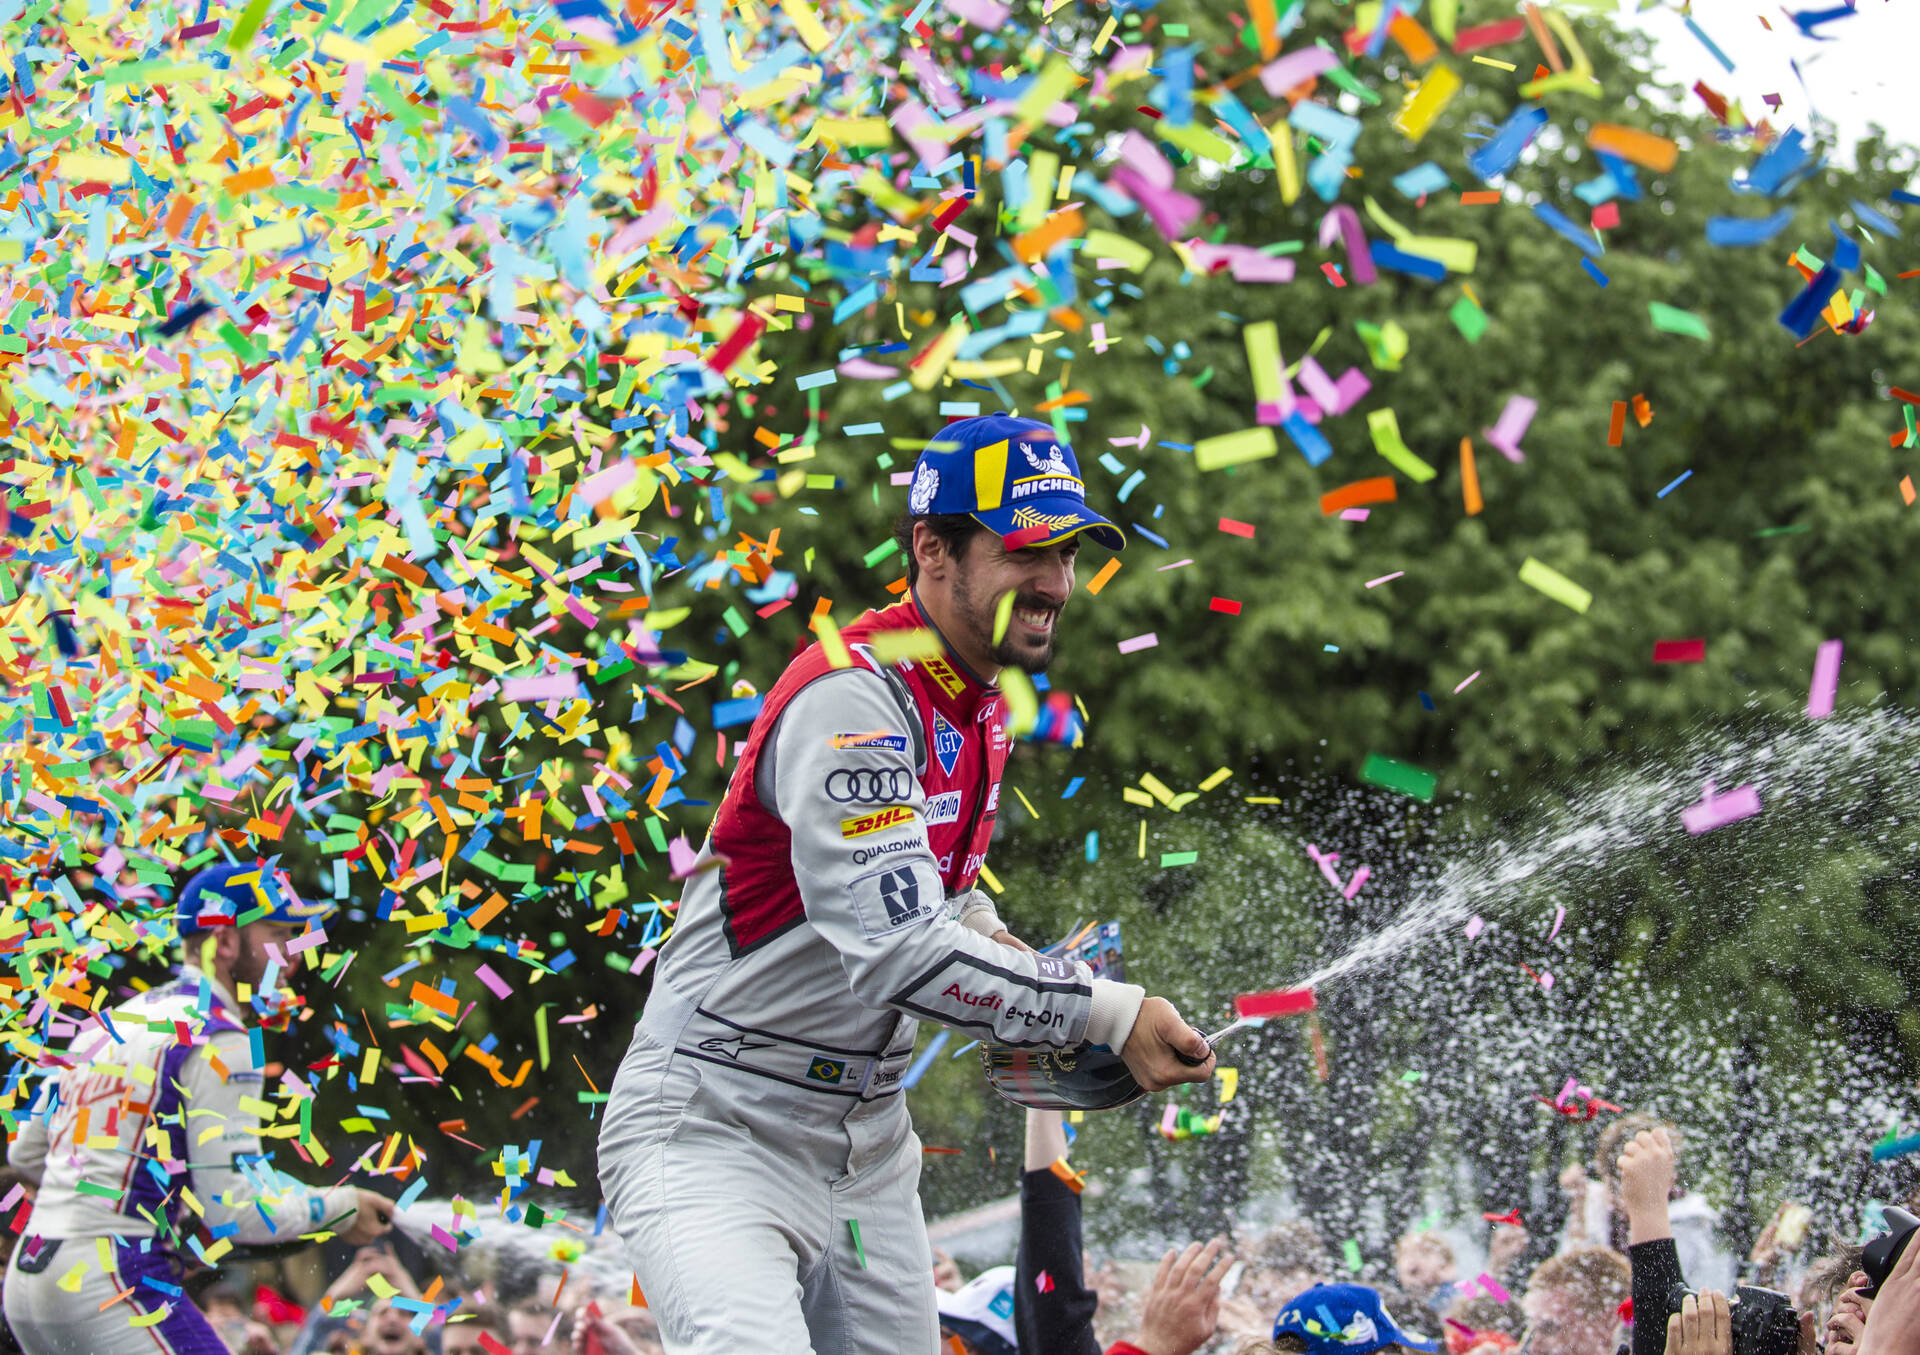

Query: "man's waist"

xmin=646 ymin=985 xmax=916 ymax=1099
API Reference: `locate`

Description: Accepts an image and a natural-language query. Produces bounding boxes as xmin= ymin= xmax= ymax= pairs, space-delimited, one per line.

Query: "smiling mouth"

xmin=1013 ymin=607 xmax=1057 ymax=634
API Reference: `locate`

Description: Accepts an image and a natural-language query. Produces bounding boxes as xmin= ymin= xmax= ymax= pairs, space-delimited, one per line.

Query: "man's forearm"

xmin=1025 ymin=1109 xmax=1069 ymax=1172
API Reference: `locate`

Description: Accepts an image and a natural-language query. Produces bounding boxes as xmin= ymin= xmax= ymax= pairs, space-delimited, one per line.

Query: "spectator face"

xmin=442 ymin=1325 xmax=496 ymax=1355
xmin=367 ymin=1300 xmax=424 ymax=1355
xmin=1398 ymin=1238 xmax=1457 ymax=1294
xmin=1521 ymin=1286 xmax=1613 ymax=1355
xmin=510 ymin=1309 xmax=554 ymax=1355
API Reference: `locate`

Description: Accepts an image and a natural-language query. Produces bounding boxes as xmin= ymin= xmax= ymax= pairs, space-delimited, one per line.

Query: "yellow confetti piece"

xmin=1367 ymin=409 xmax=1437 ymax=482
xmin=868 ymin=629 xmax=944 ymax=664
xmin=909 ymin=320 xmax=969 ymax=391
xmin=992 ymin=590 xmax=1015 ymax=646
xmin=1393 ymin=63 xmax=1460 ymax=143
xmin=1083 ymin=230 xmax=1152 ymax=271
xmin=1472 ymin=55 xmax=1517 ymax=70
xmin=976 ymin=864 xmax=1004 ymax=894
xmin=1244 ymin=322 xmax=1287 ymax=410
xmin=1518 ymin=557 xmax=1594 ymax=613
xmin=1194 ymin=428 xmax=1278 ymax=472
xmin=1198 ymin=767 xmax=1234 ymax=792
xmin=1012 ymin=786 xmax=1039 ymax=819
xmin=782 ymin=0 xmax=833 ymax=52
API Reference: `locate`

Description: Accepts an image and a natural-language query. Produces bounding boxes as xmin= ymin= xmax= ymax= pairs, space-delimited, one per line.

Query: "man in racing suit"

xmin=2 ymin=862 xmax=394 ymax=1354
xmin=599 ymin=414 xmax=1216 ymax=1354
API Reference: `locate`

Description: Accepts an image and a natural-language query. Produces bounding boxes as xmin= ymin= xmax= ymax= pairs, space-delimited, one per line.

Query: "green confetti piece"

xmin=1448 ymin=294 xmax=1488 ymax=343
xmin=1359 ymin=753 xmax=1436 ymax=803
xmin=861 ymin=539 xmax=899 ymax=568
xmin=535 ymin=1004 xmax=550 ymax=1071
xmin=1160 ymin=851 xmax=1198 ymax=867
xmin=1648 ymin=302 xmax=1711 ymax=342
xmin=722 ymin=606 xmax=749 ymax=638
xmin=226 ymin=0 xmax=272 ymax=51
xmin=848 ymin=1219 xmax=868 ymax=1269
xmin=1343 ymin=1238 xmax=1363 ymax=1271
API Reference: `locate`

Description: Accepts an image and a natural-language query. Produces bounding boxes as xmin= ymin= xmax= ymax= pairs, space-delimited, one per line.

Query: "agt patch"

xmin=840 ymin=806 xmax=918 ymax=839
xmin=924 ymin=790 xmax=962 ymax=825
xmin=922 ymin=655 xmax=966 ymax=698
xmin=933 ymin=712 xmax=965 ymax=777
xmin=829 ymin=731 xmax=909 ymax=751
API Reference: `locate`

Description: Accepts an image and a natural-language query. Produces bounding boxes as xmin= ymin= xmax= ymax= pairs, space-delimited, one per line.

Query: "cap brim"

xmin=974 ymin=499 xmax=1126 ymax=551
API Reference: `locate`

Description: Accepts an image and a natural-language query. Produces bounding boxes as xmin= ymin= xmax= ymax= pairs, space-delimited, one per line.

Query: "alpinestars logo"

xmin=933 ymin=712 xmax=964 ymax=776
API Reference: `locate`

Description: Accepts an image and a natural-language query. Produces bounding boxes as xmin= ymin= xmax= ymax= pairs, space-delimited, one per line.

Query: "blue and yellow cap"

xmin=175 ymin=860 xmax=333 ymax=935
xmin=906 ymin=414 xmax=1125 ymax=551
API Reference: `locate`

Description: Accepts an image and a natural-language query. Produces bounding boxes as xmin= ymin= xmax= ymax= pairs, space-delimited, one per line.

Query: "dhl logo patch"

xmin=840 ymin=806 xmax=917 ymax=839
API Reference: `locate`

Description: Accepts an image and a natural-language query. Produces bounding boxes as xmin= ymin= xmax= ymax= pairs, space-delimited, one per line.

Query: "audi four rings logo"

xmin=826 ymin=768 xmax=913 ymax=803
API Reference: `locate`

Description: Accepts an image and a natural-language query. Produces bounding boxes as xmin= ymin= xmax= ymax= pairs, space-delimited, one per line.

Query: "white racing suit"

xmin=2 ymin=967 xmax=358 ymax=1354
xmin=599 ymin=596 xmax=1145 ymax=1355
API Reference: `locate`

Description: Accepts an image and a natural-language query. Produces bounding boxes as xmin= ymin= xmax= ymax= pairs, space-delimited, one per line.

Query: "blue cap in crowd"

xmin=906 ymin=414 xmax=1126 ymax=551
xmin=175 ymin=860 xmax=333 ymax=936
xmin=1273 ymin=1284 xmax=1442 ymax=1355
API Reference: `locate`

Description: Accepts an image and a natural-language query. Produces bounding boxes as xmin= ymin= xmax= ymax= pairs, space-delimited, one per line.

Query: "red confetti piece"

xmin=1652 ymin=639 xmax=1705 ymax=663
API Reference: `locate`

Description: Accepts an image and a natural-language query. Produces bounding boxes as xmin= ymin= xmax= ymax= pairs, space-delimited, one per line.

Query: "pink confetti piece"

xmin=1465 ymin=916 xmax=1486 ymax=940
xmin=1483 ymin=395 xmax=1537 ymax=462
xmin=1364 ymin=571 xmax=1404 ymax=588
xmin=1806 ymin=638 xmax=1842 ymax=719
xmin=475 ymin=964 xmax=513 ymax=999
xmin=1453 ymin=670 xmax=1481 ymax=694
xmin=1478 ymin=1275 xmax=1513 ymax=1305
xmin=668 ymin=834 xmax=701 ymax=879
xmin=1155 ymin=559 xmax=1195 ymax=571
xmin=1260 ymin=45 xmax=1340 ymax=96
xmin=1341 ymin=865 xmax=1370 ymax=899
xmin=630 ymin=947 xmax=659 ymax=979
xmin=1117 ymin=632 xmax=1159 ymax=654
xmin=1306 ymin=844 xmax=1345 ymax=890
xmin=1680 ymin=779 xmax=1762 ymax=835
xmin=1546 ymin=905 xmax=1565 ymax=942
xmin=1160 ymin=1102 xmax=1181 ymax=1135
xmin=1340 ymin=508 xmax=1371 ymax=521
xmin=501 ymin=674 xmax=580 ymax=703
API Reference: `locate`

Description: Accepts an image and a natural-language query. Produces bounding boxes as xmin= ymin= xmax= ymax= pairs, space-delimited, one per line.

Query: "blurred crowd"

xmin=931 ymin=1110 xmax=1920 ymax=1355
xmin=0 ymin=1107 xmax=1913 ymax=1355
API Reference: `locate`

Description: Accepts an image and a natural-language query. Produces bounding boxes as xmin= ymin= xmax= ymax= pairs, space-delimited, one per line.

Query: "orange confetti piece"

xmin=1460 ymin=438 xmax=1482 ymax=516
xmin=1587 ymin=124 xmax=1679 ymax=172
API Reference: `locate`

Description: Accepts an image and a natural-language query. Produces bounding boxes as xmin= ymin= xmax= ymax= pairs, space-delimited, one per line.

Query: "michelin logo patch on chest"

xmin=932 ymin=711 xmax=965 ymax=776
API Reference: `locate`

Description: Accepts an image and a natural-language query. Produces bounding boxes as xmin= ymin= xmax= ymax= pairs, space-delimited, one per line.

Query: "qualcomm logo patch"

xmin=932 ymin=711 xmax=964 ymax=777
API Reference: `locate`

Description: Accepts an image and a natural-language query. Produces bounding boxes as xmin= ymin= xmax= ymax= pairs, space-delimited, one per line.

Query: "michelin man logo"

xmin=1021 ymin=441 xmax=1072 ymax=477
xmin=909 ymin=462 xmax=940 ymax=514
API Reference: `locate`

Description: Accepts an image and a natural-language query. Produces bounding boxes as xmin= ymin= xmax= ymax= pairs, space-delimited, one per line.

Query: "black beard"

xmin=956 ymin=570 xmax=1059 ymax=673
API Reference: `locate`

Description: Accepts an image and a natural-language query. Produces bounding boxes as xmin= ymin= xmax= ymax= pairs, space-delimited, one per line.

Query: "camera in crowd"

xmin=1862 ymin=1205 xmax=1919 ymax=1299
xmin=1662 ymin=1285 xmax=1798 ymax=1355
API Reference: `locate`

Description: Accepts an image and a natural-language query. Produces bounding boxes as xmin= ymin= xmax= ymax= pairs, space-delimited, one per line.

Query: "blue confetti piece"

xmin=1532 ymin=202 xmax=1602 ymax=258
xmin=1743 ymin=128 xmax=1817 ymax=197
xmin=1789 ymin=4 xmax=1856 ymax=38
xmin=1467 ymin=105 xmax=1548 ymax=183
xmin=1370 ymin=241 xmax=1448 ymax=280
xmin=1683 ymin=13 xmax=1735 ymax=71
xmin=901 ymin=1030 xmax=950 ymax=1089
xmin=1063 ymin=776 xmax=1085 ymax=799
xmin=1658 ymin=470 xmax=1693 ymax=499
xmin=1392 ymin=161 xmax=1452 ymax=199
xmin=1418 ymin=691 xmax=1435 ymax=711
xmin=709 ymin=695 xmax=765 ymax=729
xmin=1282 ymin=410 xmax=1333 ymax=466
xmin=1582 ymin=258 xmax=1610 ymax=287
xmin=1850 ymin=199 xmax=1901 ymax=236
xmin=1871 ymin=1133 xmax=1920 ymax=1161
xmin=1780 ymin=263 xmax=1842 ymax=338
xmin=1704 ymin=209 xmax=1796 ymax=246
xmin=1830 ymin=225 xmax=1860 ymax=272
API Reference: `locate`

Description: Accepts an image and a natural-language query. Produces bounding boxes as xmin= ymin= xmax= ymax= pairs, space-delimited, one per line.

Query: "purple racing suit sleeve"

xmin=771 ymin=669 xmax=1145 ymax=1050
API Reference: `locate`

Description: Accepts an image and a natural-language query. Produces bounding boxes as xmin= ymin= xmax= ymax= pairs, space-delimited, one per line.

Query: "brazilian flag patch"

xmin=805 ymin=1057 xmax=848 ymax=1087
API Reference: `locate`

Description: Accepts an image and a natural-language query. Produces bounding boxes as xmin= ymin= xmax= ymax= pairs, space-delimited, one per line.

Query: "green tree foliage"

xmin=292 ymin=0 xmax=1920 ymax=1249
